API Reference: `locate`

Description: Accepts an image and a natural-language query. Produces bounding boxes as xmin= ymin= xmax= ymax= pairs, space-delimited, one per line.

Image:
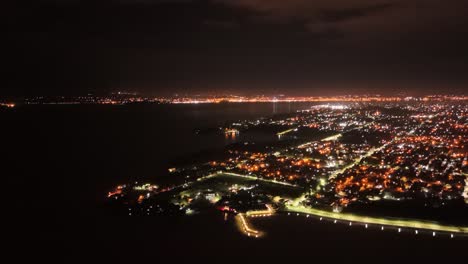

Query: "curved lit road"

xmin=285 ymin=204 xmax=468 ymax=234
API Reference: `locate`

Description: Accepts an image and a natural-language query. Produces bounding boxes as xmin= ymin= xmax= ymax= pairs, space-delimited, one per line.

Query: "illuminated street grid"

xmin=210 ymin=103 xmax=467 ymax=209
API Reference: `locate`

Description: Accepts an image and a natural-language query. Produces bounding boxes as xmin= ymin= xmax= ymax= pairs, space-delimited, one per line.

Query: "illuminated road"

xmin=221 ymin=172 xmax=300 ymax=187
xmin=236 ymin=205 xmax=275 ymax=237
xmin=297 ymin=133 xmax=342 ymax=149
xmin=235 ymin=213 xmax=263 ymax=238
xmin=285 ymin=204 xmax=468 ymax=234
xmin=277 ymin=128 xmax=297 ymax=137
xmin=321 ymin=133 xmax=342 ymax=142
xmin=246 ymin=204 xmax=275 ymax=217
xmin=296 ymin=122 xmax=373 ymax=149
xmin=328 ymin=142 xmax=390 ymax=180
xmin=190 ymin=171 xmax=301 ymax=189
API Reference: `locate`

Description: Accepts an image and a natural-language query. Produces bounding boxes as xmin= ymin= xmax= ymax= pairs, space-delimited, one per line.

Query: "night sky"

xmin=4 ymin=0 xmax=468 ymax=96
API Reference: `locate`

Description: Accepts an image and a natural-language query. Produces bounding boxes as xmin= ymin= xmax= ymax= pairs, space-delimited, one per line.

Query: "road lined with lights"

xmin=285 ymin=205 xmax=468 ymax=235
xmin=276 ymin=128 xmax=297 ymax=137
xmin=194 ymin=171 xmax=299 ymax=188
xmin=297 ymin=133 xmax=342 ymax=149
xmin=321 ymin=133 xmax=343 ymax=142
xmin=221 ymin=172 xmax=300 ymax=187
xmin=235 ymin=213 xmax=262 ymax=238
xmin=246 ymin=204 xmax=275 ymax=217
xmin=237 ymin=205 xmax=276 ymax=237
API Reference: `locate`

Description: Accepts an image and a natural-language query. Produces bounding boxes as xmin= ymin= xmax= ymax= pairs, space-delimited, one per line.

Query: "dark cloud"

xmin=3 ymin=0 xmax=468 ymax=96
xmin=317 ymin=3 xmax=397 ymax=23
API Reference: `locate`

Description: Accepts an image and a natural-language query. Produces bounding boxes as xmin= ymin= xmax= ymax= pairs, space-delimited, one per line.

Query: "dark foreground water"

xmin=3 ymin=103 xmax=466 ymax=261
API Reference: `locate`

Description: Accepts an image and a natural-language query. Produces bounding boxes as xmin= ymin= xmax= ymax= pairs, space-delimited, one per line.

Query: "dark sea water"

xmin=3 ymin=103 xmax=466 ymax=261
